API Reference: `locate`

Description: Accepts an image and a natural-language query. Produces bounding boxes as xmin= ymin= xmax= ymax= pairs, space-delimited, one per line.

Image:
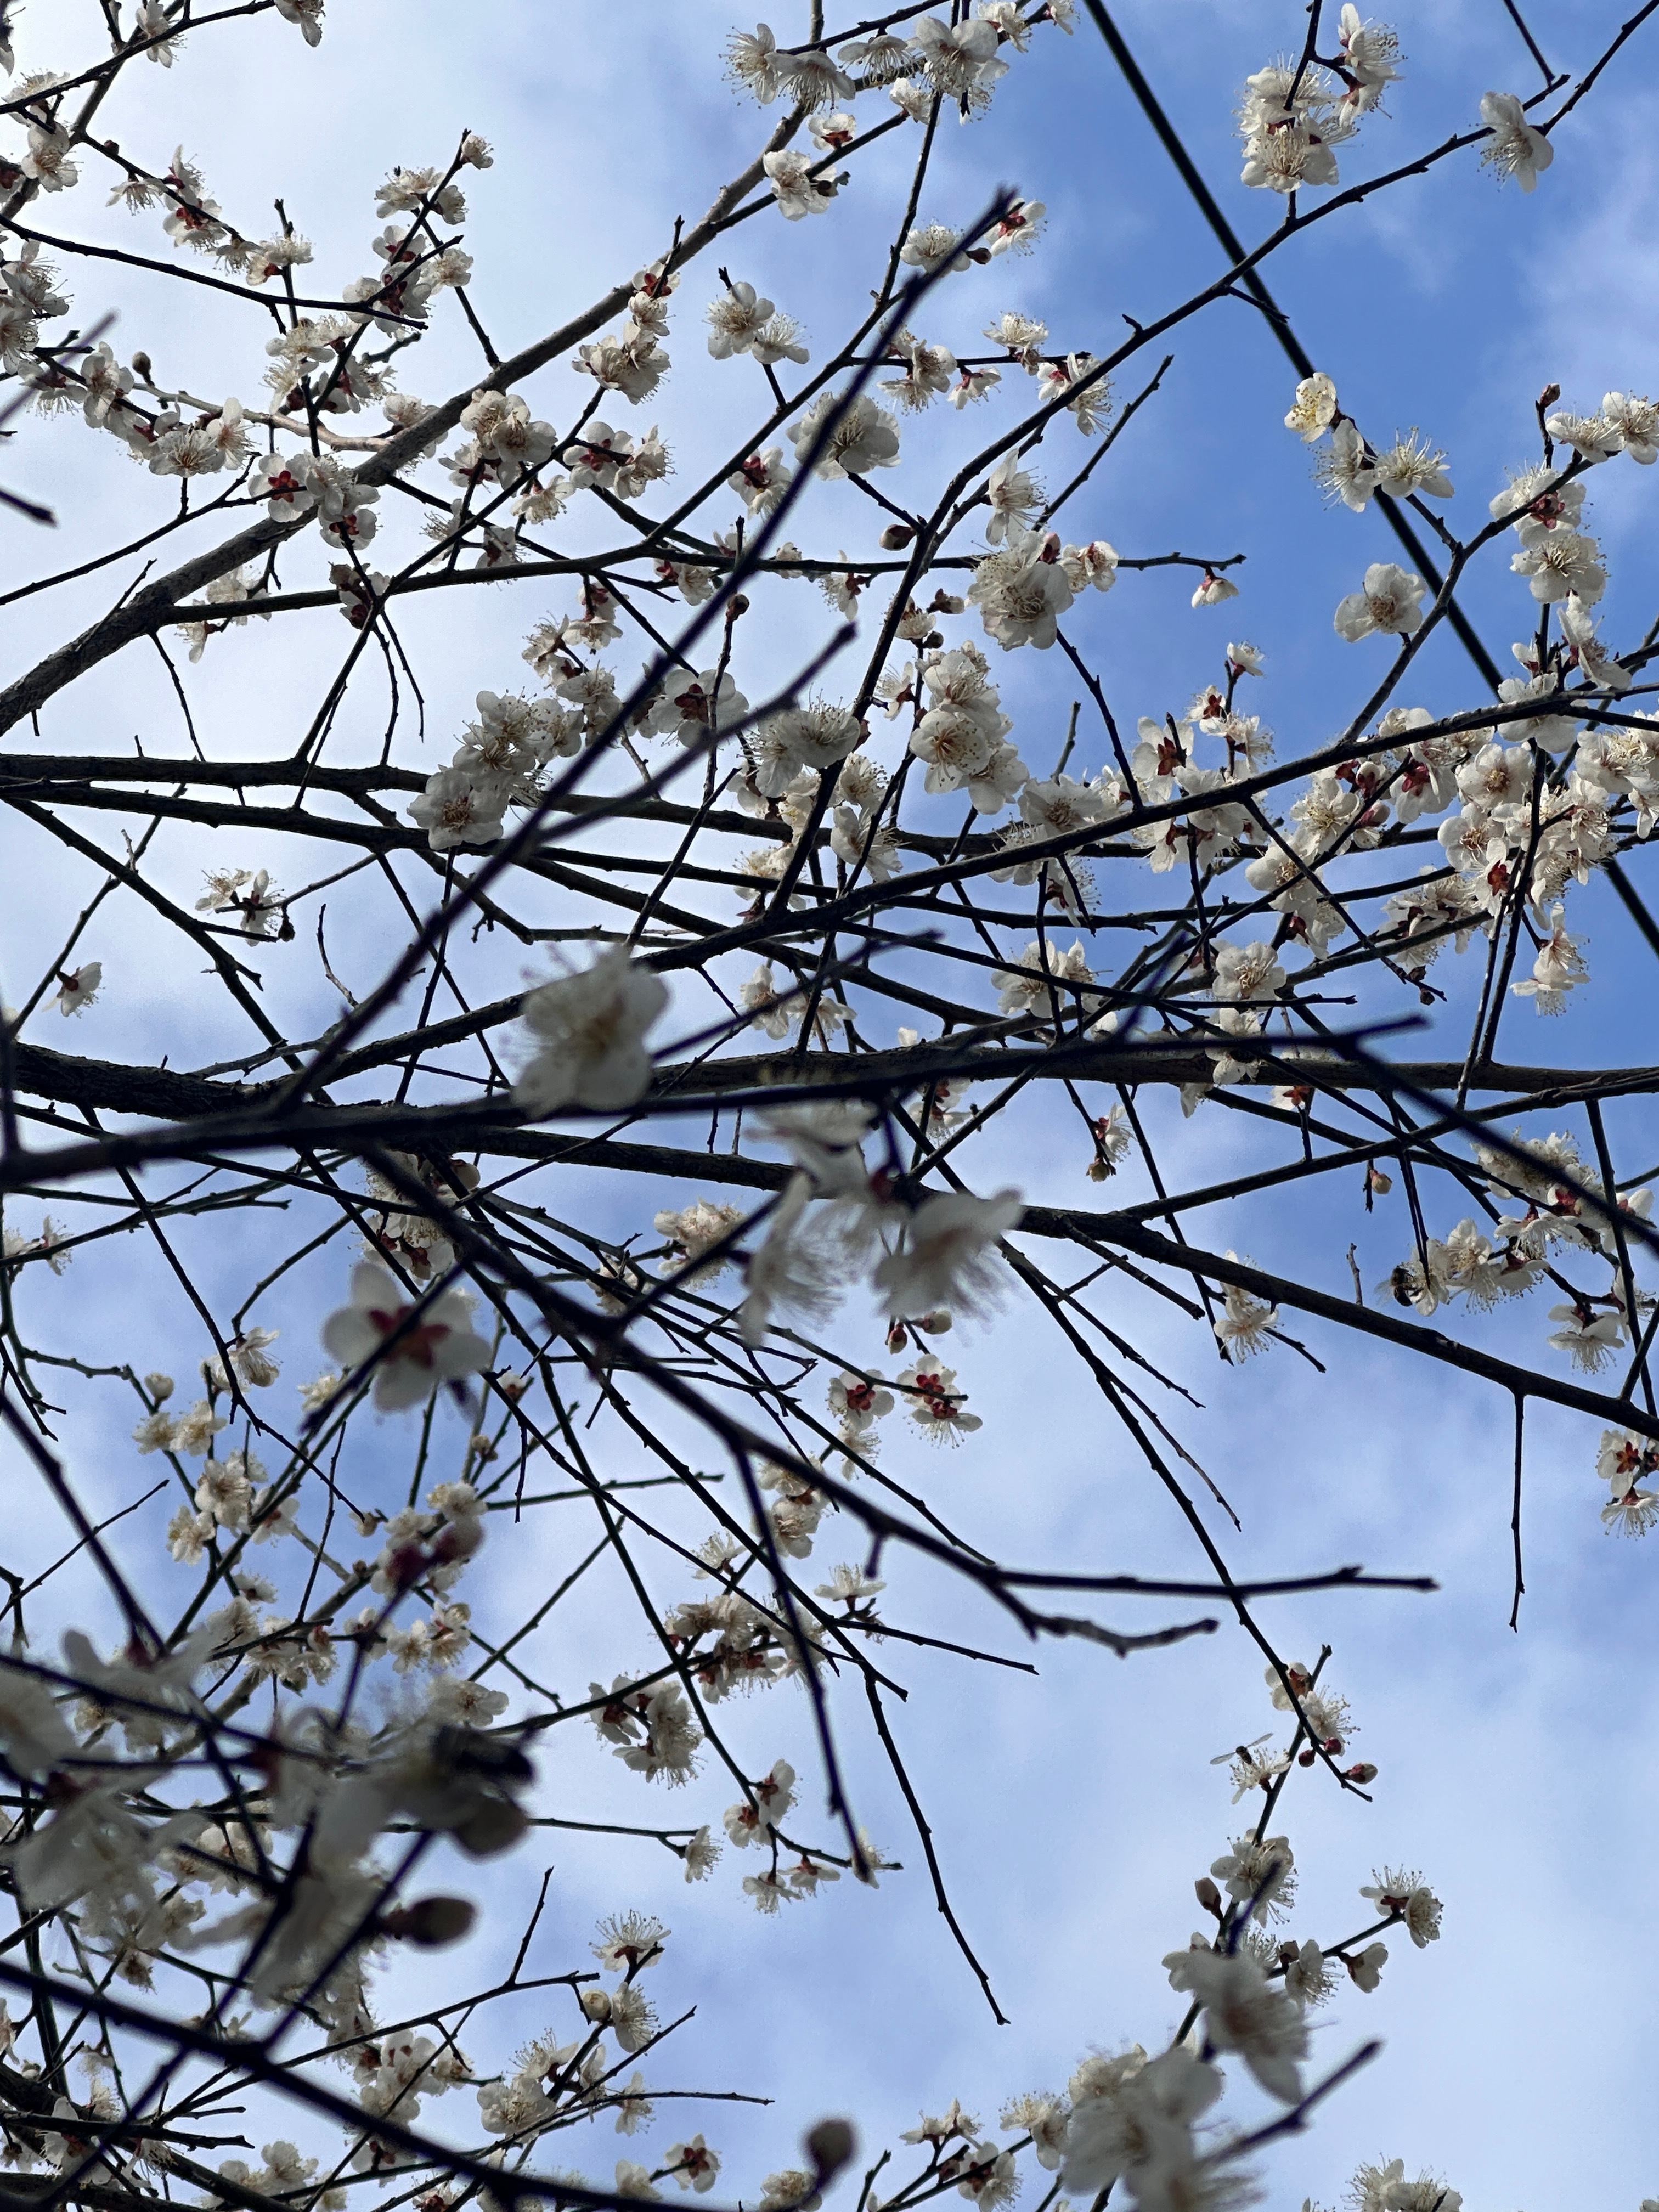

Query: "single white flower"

xmin=790 ymin=389 xmax=900 ymax=478
xmin=664 ymin=2136 xmax=720 ymax=2193
xmin=516 ymin=951 xmax=669 ymax=1114
xmin=764 ymin=149 xmax=839 ymax=220
xmin=874 ymin=1189 xmax=1022 ymax=1314
xmin=320 ymin=1265 xmax=492 ymax=1412
xmin=55 ymin=963 xmax=102 ymax=1016
xmin=1333 ymin=561 xmax=1426 ymax=640
xmin=1191 ymin=569 xmax=1240 ymax=607
xmin=1480 ymin=90 xmax=1553 ymax=191
xmin=1285 ymin=371 xmax=1338 ymax=441
xmin=1162 ymin=1944 xmax=1306 ymax=2101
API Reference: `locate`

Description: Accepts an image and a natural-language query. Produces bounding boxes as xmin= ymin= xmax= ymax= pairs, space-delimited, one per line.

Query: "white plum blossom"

xmin=55 ymin=963 xmax=102 ymax=1016
xmin=896 ymin=1358 xmax=983 ymax=1443
xmin=1037 ymin=351 xmax=1108 ymax=432
xmin=738 ymin=1175 xmax=838 ymax=1344
xmin=986 ymin=198 xmax=1045 ymax=256
xmin=1282 ymin=1938 xmax=1336 ymax=2007
xmin=1285 ymin=371 xmax=1338 ymax=441
xmin=727 ymin=24 xmax=783 ymax=100
xmin=900 ymin=223 xmax=970 ymax=277
xmin=911 ymin=14 xmax=1008 ymax=116
xmin=321 ymin=1266 xmax=492 ymax=1412
xmin=1513 ymin=905 xmax=1588 ymax=1013
xmin=723 ymin=1760 xmax=795 ymax=1847
xmin=1344 ymin=1940 xmax=1389 ymax=1991
xmin=791 ymin=390 xmax=900 ymax=478
xmin=1600 ymin=389 xmax=1659 ymax=462
xmin=777 ymin=46 xmax=856 ymax=109
xmin=874 ymin=1190 xmax=1022 ymax=1316
xmin=1191 ymin=568 xmax=1240 ymax=606
xmin=969 ymin=528 xmax=1076 ymax=649
xmin=1359 ymin=1867 xmax=1443 ymax=1946
xmin=764 ymin=150 xmax=840 ymax=220
xmin=1511 ymin=529 xmax=1606 ymax=605
xmin=883 ymin=330 xmax=957 ymax=412
xmin=1480 ymin=90 xmax=1553 ymax=190
xmin=1238 ymin=59 xmax=1358 ymax=193
xmin=665 ymin=2136 xmax=720 ymax=2193
xmin=407 ymin=769 xmax=509 ymax=851
xmin=516 ymin=952 xmax=670 ymax=1114
xmin=1060 ymin=2045 xmax=1223 ymax=2199
xmin=1210 ymin=1832 xmax=1296 ymax=1919
xmin=1059 ymin=539 xmax=1118 ymax=594
xmin=1547 ymin=1299 xmax=1626 ymax=1373
xmin=1373 ymin=428 xmax=1453 ymax=500
xmin=274 ymin=0 xmax=324 ymax=42
xmin=655 ymin=1199 xmax=744 ymax=1279
xmin=983 ymin=454 xmax=1041 ymax=544
xmin=1163 ymin=1943 xmax=1307 ymax=2100
xmin=1334 ymin=561 xmax=1427 ymax=640
xmin=706 ymin=281 xmax=781 ymax=359
xmin=1213 ymin=1261 xmax=1278 ymax=1358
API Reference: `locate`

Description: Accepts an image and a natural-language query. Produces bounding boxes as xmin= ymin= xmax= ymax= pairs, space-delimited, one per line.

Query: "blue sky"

xmin=3 ymin=3 xmax=1659 ymax=2208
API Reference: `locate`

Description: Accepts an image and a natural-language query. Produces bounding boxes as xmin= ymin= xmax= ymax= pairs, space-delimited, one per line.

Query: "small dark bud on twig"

xmin=380 ymin=1895 xmax=476 ymax=1946
xmin=805 ymin=2120 xmax=856 ymax=2181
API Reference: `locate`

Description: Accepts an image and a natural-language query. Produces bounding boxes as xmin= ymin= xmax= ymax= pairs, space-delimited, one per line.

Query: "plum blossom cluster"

xmin=6 ymin=3 xmax=1659 ymax=2207
xmin=860 ymin=1659 xmax=1437 ymax=2212
xmin=729 ymin=10 xmax=1053 ymax=136
xmin=575 ymin=260 xmax=676 ymax=407
xmin=409 ymin=687 xmax=584 ymax=853
xmin=1255 ymin=370 xmax=1659 ymax=1043
xmin=1237 ymin=8 xmax=1402 ymax=195
xmin=0 ymin=1449 xmax=514 ymax=2040
xmin=1378 ymin=1129 xmax=1652 ymax=1422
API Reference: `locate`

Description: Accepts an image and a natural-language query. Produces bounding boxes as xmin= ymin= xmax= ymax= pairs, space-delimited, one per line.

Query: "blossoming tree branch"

xmin=0 ymin=2 xmax=1654 ymax=2210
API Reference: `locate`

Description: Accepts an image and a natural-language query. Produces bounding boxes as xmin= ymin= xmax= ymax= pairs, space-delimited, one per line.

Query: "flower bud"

xmin=1538 ymin=381 xmax=1562 ymax=410
xmin=381 ymin=1895 xmax=477 ymax=1947
xmin=878 ymin=523 xmax=913 ymax=550
xmin=451 ymin=1797 xmax=529 ymax=1858
xmin=805 ymin=2121 xmax=856 ymax=2180
xmin=885 ymin=1320 xmax=908 ymax=1352
xmin=1344 ymin=1761 xmax=1378 ymax=1784
xmin=579 ymin=1988 xmax=613 ymax=2023
xmin=1367 ymin=1167 xmax=1392 ymax=1195
xmin=1193 ymin=1876 xmax=1222 ymax=1917
xmin=1297 ymin=1747 xmax=1317 ymax=1767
